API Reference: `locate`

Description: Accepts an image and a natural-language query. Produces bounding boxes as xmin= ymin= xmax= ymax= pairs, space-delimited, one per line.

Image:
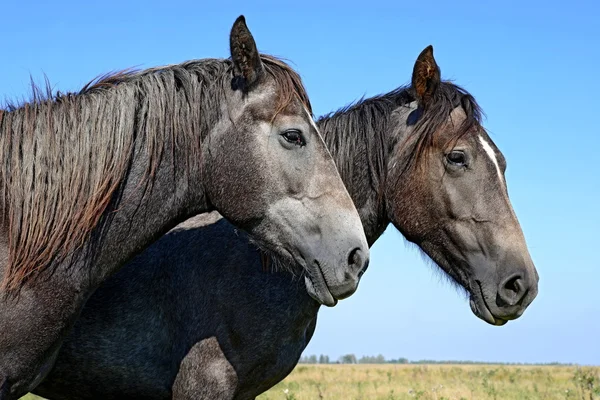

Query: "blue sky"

xmin=1 ymin=1 xmax=598 ymax=364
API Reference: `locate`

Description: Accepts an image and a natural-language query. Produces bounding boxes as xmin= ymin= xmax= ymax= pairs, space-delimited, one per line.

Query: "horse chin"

xmin=469 ymin=283 xmax=508 ymax=326
xmin=304 ymin=276 xmax=337 ymax=307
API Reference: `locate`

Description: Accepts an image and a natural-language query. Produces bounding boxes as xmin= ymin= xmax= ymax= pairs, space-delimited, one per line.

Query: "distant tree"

xmin=298 ymin=354 xmax=319 ymax=364
xmin=319 ymin=354 xmax=330 ymax=364
xmin=340 ymin=354 xmax=357 ymax=364
xmin=388 ymin=357 xmax=408 ymax=364
xmin=358 ymin=355 xmax=373 ymax=364
xmin=358 ymin=354 xmax=387 ymax=364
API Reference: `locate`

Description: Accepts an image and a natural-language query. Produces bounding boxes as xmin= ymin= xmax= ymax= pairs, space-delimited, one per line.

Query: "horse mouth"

xmin=278 ymin=245 xmax=336 ymax=307
xmin=469 ymin=281 xmax=507 ymax=326
xmin=304 ymin=260 xmax=338 ymax=307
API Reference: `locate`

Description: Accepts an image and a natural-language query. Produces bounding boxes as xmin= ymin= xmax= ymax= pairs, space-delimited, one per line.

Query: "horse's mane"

xmin=317 ymin=81 xmax=484 ymax=193
xmin=0 ymin=54 xmax=310 ymax=290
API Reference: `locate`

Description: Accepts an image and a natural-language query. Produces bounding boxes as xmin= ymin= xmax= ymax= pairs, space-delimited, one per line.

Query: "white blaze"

xmin=478 ymin=135 xmax=502 ymax=180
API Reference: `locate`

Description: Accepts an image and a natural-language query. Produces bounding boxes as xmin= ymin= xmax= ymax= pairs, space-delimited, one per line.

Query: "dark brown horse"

xmin=0 ymin=17 xmax=369 ymax=399
xmin=32 ymin=46 xmax=538 ymax=400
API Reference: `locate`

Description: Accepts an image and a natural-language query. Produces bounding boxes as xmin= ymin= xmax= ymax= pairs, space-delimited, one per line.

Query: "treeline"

xmin=298 ymin=354 xmax=572 ymax=366
xmin=298 ymin=354 xmax=407 ymax=364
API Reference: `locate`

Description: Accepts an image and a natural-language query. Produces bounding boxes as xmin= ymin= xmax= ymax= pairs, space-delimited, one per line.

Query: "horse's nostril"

xmin=348 ymin=247 xmax=368 ymax=272
xmin=348 ymin=247 xmax=361 ymax=267
xmin=505 ymin=276 xmax=521 ymax=294
xmin=498 ymin=274 xmax=527 ymax=307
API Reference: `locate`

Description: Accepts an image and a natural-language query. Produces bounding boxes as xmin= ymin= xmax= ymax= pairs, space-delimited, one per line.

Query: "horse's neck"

xmin=318 ymin=108 xmax=395 ymax=245
xmin=84 ymin=135 xmax=209 ymax=286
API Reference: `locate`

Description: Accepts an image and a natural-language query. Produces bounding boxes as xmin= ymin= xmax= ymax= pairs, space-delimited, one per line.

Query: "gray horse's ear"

xmin=230 ymin=15 xmax=265 ymax=92
xmin=411 ymin=45 xmax=441 ymax=108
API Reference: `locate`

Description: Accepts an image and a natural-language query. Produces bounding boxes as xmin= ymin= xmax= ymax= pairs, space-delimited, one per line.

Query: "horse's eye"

xmin=446 ymin=150 xmax=467 ymax=166
xmin=281 ymin=130 xmax=306 ymax=147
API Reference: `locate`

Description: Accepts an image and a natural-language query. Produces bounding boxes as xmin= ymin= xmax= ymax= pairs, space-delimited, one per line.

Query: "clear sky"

xmin=1 ymin=1 xmax=598 ymax=365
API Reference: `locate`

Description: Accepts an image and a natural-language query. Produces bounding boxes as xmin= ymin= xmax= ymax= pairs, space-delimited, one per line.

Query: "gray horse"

xmin=0 ymin=16 xmax=369 ymax=399
xmin=33 ymin=46 xmax=538 ymax=400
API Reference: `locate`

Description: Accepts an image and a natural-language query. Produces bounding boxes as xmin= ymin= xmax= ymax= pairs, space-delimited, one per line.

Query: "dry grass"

xmin=20 ymin=364 xmax=600 ymax=400
xmin=257 ymin=364 xmax=600 ymax=400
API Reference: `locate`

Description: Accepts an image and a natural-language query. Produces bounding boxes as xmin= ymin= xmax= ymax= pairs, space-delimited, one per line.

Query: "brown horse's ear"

xmin=411 ymin=45 xmax=441 ymax=108
xmin=230 ymin=15 xmax=265 ymax=92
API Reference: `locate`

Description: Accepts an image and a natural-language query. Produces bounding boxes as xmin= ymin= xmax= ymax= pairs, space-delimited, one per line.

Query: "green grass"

xmin=21 ymin=364 xmax=600 ymax=400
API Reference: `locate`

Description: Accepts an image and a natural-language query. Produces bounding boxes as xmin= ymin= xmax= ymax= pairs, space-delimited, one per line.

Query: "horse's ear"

xmin=230 ymin=15 xmax=265 ymax=92
xmin=411 ymin=45 xmax=441 ymax=108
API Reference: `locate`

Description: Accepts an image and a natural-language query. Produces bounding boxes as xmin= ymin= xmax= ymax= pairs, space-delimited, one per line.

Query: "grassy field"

xmin=20 ymin=364 xmax=600 ymax=400
xmin=257 ymin=364 xmax=600 ymax=400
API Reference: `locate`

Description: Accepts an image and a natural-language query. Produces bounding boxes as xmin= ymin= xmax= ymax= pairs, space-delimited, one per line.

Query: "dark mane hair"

xmin=0 ymin=54 xmax=310 ymax=290
xmin=317 ymin=81 xmax=484 ymax=192
xmin=407 ymin=81 xmax=484 ymax=173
